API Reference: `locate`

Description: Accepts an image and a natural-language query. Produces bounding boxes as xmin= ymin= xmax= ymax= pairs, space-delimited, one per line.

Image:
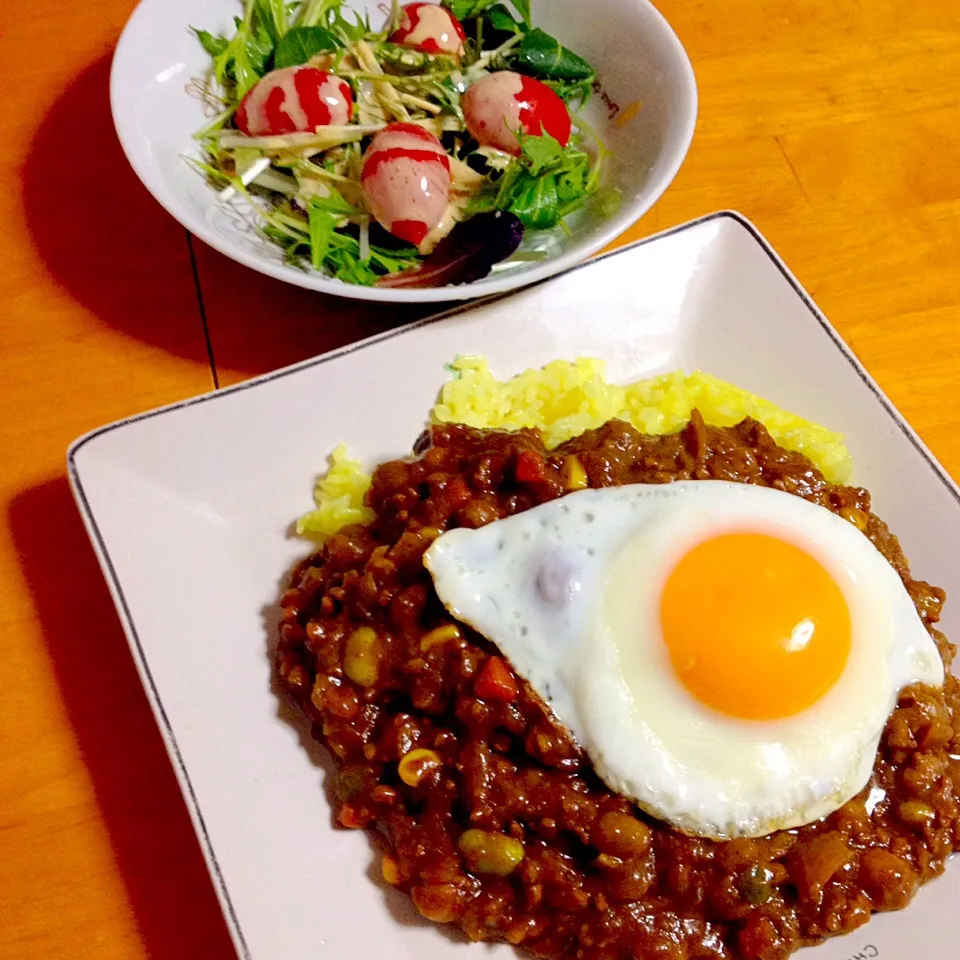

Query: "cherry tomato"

xmin=235 ymin=66 xmax=353 ymax=137
xmin=463 ymin=71 xmax=572 ymax=154
xmin=361 ymin=123 xmax=451 ymax=248
xmin=389 ymin=3 xmax=466 ymax=57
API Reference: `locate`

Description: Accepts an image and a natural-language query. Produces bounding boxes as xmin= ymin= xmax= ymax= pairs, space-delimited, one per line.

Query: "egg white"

xmin=423 ymin=481 xmax=944 ymax=840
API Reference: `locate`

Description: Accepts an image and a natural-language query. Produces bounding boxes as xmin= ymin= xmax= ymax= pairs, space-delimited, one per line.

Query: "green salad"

xmin=190 ymin=0 xmax=616 ymax=288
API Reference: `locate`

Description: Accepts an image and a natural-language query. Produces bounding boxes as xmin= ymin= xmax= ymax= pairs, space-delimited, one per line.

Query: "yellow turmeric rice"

xmin=297 ymin=357 xmax=851 ymax=539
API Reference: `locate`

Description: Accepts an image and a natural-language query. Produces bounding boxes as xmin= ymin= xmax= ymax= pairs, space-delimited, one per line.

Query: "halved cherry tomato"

xmin=463 ymin=71 xmax=571 ymax=155
xmin=235 ymin=66 xmax=353 ymax=137
xmin=390 ymin=3 xmax=466 ymax=57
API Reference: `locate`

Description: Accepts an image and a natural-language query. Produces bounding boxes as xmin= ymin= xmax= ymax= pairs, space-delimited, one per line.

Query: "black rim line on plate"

xmin=64 ymin=210 xmax=960 ymax=960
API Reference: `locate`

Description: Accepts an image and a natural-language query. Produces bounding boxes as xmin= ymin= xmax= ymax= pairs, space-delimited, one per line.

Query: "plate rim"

xmin=65 ymin=209 xmax=960 ymax=960
xmin=107 ymin=0 xmax=698 ymax=305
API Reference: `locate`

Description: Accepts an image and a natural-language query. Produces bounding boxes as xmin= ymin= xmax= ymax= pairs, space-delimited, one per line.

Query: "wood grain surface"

xmin=1 ymin=0 xmax=958 ymax=957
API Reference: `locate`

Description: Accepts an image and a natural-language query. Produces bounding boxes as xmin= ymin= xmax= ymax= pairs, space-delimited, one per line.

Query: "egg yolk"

xmin=659 ymin=533 xmax=851 ymax=720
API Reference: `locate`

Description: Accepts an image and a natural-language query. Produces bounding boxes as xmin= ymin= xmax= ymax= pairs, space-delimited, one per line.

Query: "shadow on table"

xmin=8 ymin=479 xmax=237 ymax=960
xmin=20 ymin=54 xmax=217 ymax=373
xmin=20 ymin=50 xmax=445 ymax=383
xmin=190 ymin=240 xmax=438 ymax=382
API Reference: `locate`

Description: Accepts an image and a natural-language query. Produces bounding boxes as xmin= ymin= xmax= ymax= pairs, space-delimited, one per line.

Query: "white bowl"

xmin=110 ymin=0 xmax=697 ymax=303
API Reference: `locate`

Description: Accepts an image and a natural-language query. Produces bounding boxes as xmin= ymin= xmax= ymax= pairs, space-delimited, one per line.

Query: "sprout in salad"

xmin=189 ymin=0 xmax=616 ymax=288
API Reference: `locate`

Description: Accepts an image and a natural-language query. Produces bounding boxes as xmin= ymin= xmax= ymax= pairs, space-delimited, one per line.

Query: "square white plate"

xmin=69 ymin=211 xmax=960 ymax=960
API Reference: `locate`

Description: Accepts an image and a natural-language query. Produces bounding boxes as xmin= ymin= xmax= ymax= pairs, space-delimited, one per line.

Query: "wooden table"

xmin=1 ymin=0 xmax=958 ymax=956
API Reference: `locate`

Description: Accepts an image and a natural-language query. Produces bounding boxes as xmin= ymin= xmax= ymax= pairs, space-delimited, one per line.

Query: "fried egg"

xmin=423 ymin=481 xmax=944 ymax=839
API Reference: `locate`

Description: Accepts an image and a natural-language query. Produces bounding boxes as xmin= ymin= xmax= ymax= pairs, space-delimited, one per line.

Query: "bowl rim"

xmin=109 ymin=0 xmax=699 ymax=304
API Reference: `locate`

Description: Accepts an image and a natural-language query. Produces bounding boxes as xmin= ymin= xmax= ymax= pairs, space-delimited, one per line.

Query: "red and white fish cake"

xmin=389 ymin=2 xmax=465 ymax=57
xmin=235 ymin=66 xmax=353 ymax=137
xmin=463 ymin=70 xmax=572 ymax=154
xmin=361 ymin=124 xmax=451 ymax=247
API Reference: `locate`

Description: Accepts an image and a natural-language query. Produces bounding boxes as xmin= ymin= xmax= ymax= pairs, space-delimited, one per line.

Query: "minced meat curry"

xmin=276 ymin=416 xmax=960 ymax=960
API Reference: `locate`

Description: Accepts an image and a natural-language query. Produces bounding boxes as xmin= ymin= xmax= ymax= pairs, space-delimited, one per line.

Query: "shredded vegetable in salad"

xmin=190 ymin=0 xmax=616 ymax=288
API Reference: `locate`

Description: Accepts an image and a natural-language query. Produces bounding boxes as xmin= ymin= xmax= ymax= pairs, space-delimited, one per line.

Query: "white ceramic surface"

xmin=69 ymin=212 xmax=960 ymax=960
xmin=109 ymin=0 xmax=697 ymax=303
